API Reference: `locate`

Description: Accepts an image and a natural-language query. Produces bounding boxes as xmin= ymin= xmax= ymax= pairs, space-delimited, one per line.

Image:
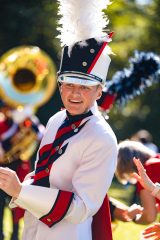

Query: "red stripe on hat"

xmin=108 ymin=32 xmax=114 ymax=38
xmin=87 ymin=42 xmax=108 ymax=74
xmin=40 ymin=190 xmax=73 ymax=227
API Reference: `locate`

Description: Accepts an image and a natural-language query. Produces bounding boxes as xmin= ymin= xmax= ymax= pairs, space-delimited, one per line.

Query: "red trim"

xmin=39 ymin=143 xmax=52 ymax=157
xmin=108 ymin=32 xmax=114 ymax=38
xmin=38 ymin=119 xmax=83 ymax=166
xmin=37 ymin=147 xmax=58 ymax=168
xmin=87 ymin=42 xmax=108 ymax=74
xmin=39 ymin=119 xmax=82 ymax=158
xmin=40 ymin=191 xmax=73 ymax=227
xmin=100 ymin=93 xmax=116 ymax=111
xmin=92 ymin=194 xmax=112 ymax=240
xmin=33 ymin=163 xmax=52 ymax=181
xmin=55 ymin=119 xmax=82 ymax=140
xmin=87 ymin=32 xmax=114 ymax=74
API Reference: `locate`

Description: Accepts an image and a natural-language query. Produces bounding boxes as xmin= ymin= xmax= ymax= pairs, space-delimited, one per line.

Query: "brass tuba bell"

xmin=0 ymin=45 xmax=57 ymax=110
xmin=0 ymin=46 xmax=57 ymax=164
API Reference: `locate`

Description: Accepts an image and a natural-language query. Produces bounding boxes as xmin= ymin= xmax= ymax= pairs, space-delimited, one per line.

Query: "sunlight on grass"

xmin=3 ymin=207 xmax=23 ymax=240
xmin=109 ymin=180 xmax=154 ymax=240
xmin=113 ymin=221 xmax=148 ymax=240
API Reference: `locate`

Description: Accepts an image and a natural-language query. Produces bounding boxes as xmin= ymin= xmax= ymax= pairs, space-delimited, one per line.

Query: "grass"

xmin=109 ymin=180 xmax=153 ymax=240
xmin=3 ymin=207 xmax=23 ymax=240
xmin=113 ymin=221 xmax=147 ymax=240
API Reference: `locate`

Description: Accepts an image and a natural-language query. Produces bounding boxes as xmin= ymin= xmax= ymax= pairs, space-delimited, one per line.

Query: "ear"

xmin=96 ymin=86 xmax=102 ymax=100
xmin=59 ymin=84 xmax=63 ymax=94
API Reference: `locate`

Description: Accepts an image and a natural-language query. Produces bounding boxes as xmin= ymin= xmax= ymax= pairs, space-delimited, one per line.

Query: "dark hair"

xmin=116 ymin=140 xmax=154 ymax=184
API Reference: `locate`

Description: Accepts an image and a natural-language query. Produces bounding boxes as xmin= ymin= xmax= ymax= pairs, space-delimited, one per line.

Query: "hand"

xmin=113 ymin=203 xmax=143 ymax=222
xmin=142 ymin=223 xmax=160 ymax=239
xmin=126 ymin=203 xmax=143 ymax=221
xmin=132 ymin=157 xmax=155 ymax=192
xmin=0 ymin=167 xmax=22 ymax=198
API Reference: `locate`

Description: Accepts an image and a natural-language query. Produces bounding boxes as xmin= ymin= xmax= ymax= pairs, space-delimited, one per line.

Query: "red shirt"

xmin=137 ymin=154 xmax=160 ymax=206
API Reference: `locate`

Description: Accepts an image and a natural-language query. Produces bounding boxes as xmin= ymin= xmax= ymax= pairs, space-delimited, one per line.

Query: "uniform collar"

xmin=65 ymin=102 xmax=101 ymax=123
xmin=66 ymin=110 xmax=92 ymax=123
xmin=90 ymin=102 xmax=101 ymax=117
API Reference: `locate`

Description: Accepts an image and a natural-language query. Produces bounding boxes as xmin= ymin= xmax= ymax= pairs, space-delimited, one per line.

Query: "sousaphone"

xmin=0 ymin=46 xmax=57 ymax=164
xmin=0 ymin=45 xmax=57 ymax=110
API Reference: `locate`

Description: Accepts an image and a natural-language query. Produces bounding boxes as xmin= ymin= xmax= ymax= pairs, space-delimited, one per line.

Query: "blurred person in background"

xmin=131 ymin=129 xmax=159 ymax=154
xmin=0 ymin=104 xmax=44 ymax=240
xmin=109 ymin=197 xmax=143 ymax=223
xmin=116 ymin=140 xmax=160 ymax=224
xmin=133 ymin=158 xmax=160 ymax=239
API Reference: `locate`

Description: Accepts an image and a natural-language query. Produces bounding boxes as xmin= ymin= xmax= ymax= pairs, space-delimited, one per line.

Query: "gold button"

xmin=58 ymin=149 xmax=63 ymax=154
xmin=45 ymin=168 xmax=49 ymax=173
xmin=71 ymin=124 xmax=76 ymax=129
xmin=82 ymin=61 xmax=87 ymax=66
xmin=90 ymin=48 xmax=95 ymax=53
xmin=47 ymin=218 xmax=51 ymax=222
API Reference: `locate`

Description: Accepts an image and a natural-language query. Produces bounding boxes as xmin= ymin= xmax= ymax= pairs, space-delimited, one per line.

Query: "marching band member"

xmin=0 ymin=1 xmax=118 ymax=239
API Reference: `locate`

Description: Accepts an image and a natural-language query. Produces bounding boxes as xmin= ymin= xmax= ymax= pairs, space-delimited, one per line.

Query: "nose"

xmin=71 ymin=86 xmax=81 ymax=96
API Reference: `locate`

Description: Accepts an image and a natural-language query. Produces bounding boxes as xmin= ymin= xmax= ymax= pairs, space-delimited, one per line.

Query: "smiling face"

xmin=59 ymin=83 xmax=102 ymax=115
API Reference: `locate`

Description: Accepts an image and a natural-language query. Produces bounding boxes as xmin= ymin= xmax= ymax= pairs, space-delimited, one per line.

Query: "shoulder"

xmin=86 ymin=115 xmax=117 ymax=148
xmin=46 ymin=110 xmax=66 ymax=128
xmin=145 ymin=157 xmax=160 ymax=166
xmin=144 ymin=157 xmax=160 ymax=181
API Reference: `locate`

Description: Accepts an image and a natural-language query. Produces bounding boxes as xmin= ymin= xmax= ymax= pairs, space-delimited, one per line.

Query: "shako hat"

xmin=57 ymin=0 xmax=113 ymax=87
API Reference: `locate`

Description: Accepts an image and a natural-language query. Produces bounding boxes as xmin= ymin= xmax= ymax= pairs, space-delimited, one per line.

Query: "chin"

xmin=69 ymin=110 xmax=83 ymax=115
xmin=67 ymin=107 xmax=84 ymax=115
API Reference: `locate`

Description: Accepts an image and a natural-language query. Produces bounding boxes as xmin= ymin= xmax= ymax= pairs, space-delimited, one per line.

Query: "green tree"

xmin=106 ymin=0 xmax=160 ymax=146
xmin=0 ymin=0 xmax=62 ymax=124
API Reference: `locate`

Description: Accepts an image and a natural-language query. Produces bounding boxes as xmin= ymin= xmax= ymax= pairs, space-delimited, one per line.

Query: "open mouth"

xmin=69 ymin=99 xmax=82 ymax=104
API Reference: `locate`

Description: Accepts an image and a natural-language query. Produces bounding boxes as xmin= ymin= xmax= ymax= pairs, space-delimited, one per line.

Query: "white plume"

xmin=57 ymin=0 xmax=111 ymax=47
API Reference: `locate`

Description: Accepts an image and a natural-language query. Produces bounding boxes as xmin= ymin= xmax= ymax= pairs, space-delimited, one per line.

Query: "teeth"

xmin=70 ymin=100 xmax=81 ymax=103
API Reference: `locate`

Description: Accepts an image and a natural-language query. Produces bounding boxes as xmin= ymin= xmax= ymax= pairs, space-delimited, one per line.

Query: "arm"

xmin=134 ymin=189 xmax=157 ymax=224
xmin=114 ymin=203 xmax=143 ymax=222
xmin=133 ymin=158 xmax=160 ymax=200
xmin=109 ymin=197 xmax=143 ymax=222
xmin=132 ymin=158 xmax=159 ymax=224
xmin=1 ymin=135 xmax=118 ymax=227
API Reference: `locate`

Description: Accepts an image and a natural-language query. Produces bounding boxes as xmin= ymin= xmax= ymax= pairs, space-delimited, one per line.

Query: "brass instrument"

xmin=0 ymin=46 xmax=57 ymax=164
xmin=0 ymin=113 xmax=41 ymax=164
xmin=0 ymin=46 xmax=57 ymax=109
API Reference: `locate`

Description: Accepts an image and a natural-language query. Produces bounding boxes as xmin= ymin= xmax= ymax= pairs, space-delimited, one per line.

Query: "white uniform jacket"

xmin=10 ymin=104 xmax=117 ymax=240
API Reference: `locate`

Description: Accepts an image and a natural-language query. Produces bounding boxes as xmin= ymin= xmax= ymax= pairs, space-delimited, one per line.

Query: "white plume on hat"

xmin=57 ymin=0 xmax=111 ymax=48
